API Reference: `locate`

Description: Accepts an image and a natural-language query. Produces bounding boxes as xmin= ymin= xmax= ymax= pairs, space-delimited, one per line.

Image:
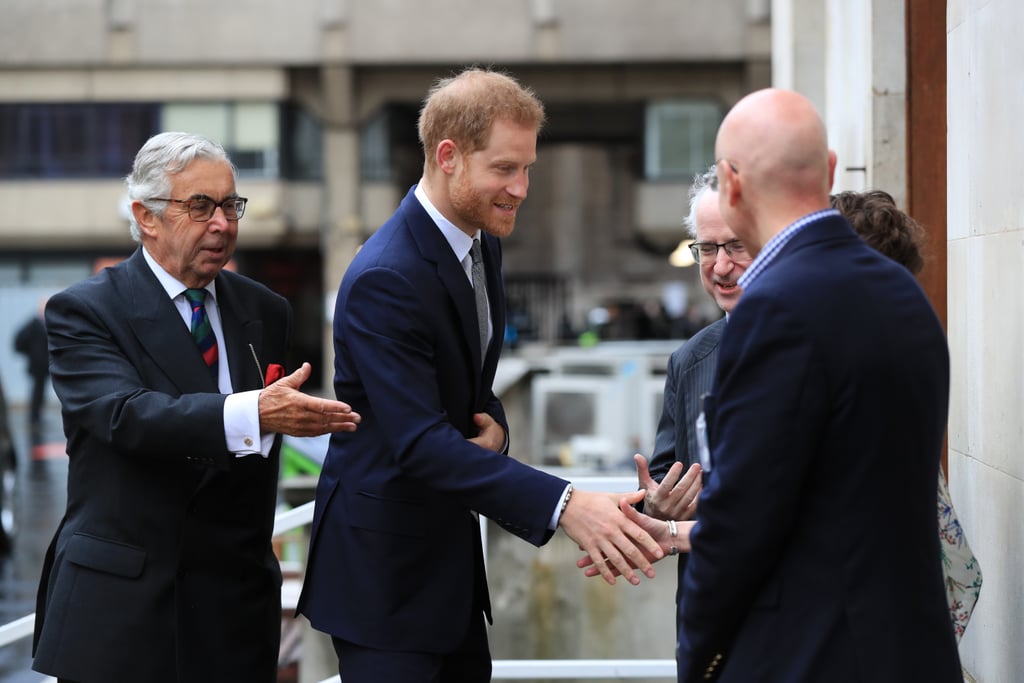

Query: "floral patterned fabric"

xmin=937 ymin=471 xmax=982 ymax=642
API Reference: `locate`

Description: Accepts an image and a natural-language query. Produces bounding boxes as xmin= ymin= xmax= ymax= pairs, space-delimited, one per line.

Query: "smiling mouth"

xmin=495 ymin=202 xmax=516 ymax=212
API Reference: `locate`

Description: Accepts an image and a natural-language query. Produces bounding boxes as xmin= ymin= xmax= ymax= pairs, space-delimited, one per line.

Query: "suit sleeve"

xmin=343 ymin=266 xmax=565 ymax=545
xmin=45 ymin=287 xmax=230 ymax=465
xmin=679 ymin=296 xmax=827 ymax=679
xmin=648 ymin=350 xmax=683 ymax=485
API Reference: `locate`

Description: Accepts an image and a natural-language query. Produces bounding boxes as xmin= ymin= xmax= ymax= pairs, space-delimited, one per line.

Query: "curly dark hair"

xmin=830 ymin=190 xmax=926 ymax=275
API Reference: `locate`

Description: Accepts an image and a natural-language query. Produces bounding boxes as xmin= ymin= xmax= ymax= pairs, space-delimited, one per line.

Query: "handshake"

xmin=564 ymin=454 xmax=702 ymax=585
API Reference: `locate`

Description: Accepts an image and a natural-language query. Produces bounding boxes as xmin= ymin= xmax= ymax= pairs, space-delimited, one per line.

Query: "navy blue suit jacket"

xmin=679 ymin=214 xmax=961 ymax=682
xmin=33 ymin=248 xmax=288 ymax=683
xmin=297 ymin=187 xmax=567 ymax=653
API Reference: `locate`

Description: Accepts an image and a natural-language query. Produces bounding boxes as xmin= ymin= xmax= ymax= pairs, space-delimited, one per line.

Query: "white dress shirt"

xmin=142 ymin=247 xmax=273 ymax=457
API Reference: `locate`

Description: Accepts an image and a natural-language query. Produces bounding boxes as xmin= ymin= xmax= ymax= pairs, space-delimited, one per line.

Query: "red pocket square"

xmin=265 ymin=363 xmax=285 ymax=385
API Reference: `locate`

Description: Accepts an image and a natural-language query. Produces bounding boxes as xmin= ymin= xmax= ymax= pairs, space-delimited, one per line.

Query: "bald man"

xmin=677 ymin=90 xmax=962 ymax=682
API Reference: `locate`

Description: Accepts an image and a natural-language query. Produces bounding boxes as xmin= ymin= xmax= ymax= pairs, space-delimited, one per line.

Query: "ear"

xmin=719 ymin=161 xmax=741 ymax=208
xmin=131 ymin=200 xmax=160 ymax=238
xmin=826 ymin=149 xmax=838 ymax=190
xmin=436 ymin=139 xmax=459 ymax=175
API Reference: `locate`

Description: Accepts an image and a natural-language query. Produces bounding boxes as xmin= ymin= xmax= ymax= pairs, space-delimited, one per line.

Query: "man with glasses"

xmin=32 ymin=131 xmax=361 ymax=683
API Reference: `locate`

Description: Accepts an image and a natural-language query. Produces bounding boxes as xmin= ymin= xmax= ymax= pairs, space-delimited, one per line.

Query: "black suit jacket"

xmin=32 ymin=248 xmax=290 ymax=683
xmin=679 ymin=214 xmax=961 ymax=682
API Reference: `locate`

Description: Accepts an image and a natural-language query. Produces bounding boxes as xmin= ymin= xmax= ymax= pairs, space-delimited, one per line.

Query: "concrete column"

xmin=771 ymin=0 xmax=827 ymax=112
xmin=300 ymin=65 xmax=360 ymax=681
xmin=775 ymin=0 xmax=906 ymax=197
xmin=318 ymin=65 xmax=363 ymax=390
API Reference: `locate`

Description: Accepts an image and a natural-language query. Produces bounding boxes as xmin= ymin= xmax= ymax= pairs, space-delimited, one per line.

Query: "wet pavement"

xmin=0 ymin=404 xmax=67 ymax=683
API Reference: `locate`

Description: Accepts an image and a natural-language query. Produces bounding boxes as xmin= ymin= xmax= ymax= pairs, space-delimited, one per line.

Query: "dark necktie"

xmin=470 ymin=238 xmax=489 ymax=363
xmin=184 ymin=288 xmax=219 ymax=382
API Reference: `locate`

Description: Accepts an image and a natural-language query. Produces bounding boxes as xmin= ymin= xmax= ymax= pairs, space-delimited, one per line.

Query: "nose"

xmin=206 ymin=206 xmax=230 ymax=231
xmin=507 ymin=170 xmax=529 ymax=199
xmin=712 ymin=249 xmax=735 ymax=275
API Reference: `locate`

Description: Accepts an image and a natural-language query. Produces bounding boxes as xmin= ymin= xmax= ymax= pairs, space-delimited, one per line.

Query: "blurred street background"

xmin=0 ymin=399 xmax=65 ymax=683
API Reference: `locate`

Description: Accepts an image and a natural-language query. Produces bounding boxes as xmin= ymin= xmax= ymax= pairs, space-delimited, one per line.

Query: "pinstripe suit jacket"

xmin=650 ymin=317 xmax=726 ymax=478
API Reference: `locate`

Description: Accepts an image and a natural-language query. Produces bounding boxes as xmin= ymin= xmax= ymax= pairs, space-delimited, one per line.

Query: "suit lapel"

xmin=122 ymin=251 xmax=216 ymax=395
xmin=401 ymin=191 xmax=486 ymax=375
xmin=216 ymin=273 xmax=265 ymax=393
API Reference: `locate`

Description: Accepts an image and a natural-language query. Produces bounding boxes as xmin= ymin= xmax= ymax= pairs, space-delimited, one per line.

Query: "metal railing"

xmin=1 ymin=475 xmax=676 ymax=682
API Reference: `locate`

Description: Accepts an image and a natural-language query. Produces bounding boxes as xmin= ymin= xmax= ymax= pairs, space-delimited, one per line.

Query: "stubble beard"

xmin=450 ymin=173 xmax=517 ymax=238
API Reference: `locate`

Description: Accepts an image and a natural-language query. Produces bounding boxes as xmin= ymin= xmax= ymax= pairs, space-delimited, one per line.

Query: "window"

xmin=0 ymin=101 xmax=318 ymax=180
xmin=0 ymin=104 xmax=158 ymax=178
xmin=162 ymin=102 xmax=279 ymax=177
xmin=644 ymin=100 xmax=723 ymax=180
xmin=281 ymin=103 xmax=323 ymax=181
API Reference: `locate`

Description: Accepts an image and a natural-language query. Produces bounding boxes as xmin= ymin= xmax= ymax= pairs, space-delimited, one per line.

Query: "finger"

xmin=675 ymin=463 xmax=701 ymax=491
xmin=619 ymin=489 xmax=645 ymax=506
xmin=585 ymin=561 xmax=624 ymax=579
xmin=581 ymin=542 xmax=618 ymax=586
xmin=280 ymin=362 xmax=312 ymax=389
xmin=620 ymin=512 xmax=664 ymax=562
xmin=634 ymin=453 xmax=654 ymax=487
xmin=661 ymin=460 xmax=685 ymax=489
xmin=605 ymin=541 xmax=642 ymax=585
xmin=618 ymin=497 xmax=645 ymax=525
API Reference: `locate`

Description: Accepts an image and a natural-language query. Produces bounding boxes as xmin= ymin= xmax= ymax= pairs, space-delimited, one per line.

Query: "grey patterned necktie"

xmin=470 ymin=238 xmax=489 ymax=364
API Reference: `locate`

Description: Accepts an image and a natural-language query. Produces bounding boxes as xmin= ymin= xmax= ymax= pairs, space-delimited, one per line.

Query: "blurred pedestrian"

xmin=14 ymin=302 xmax=49 ymax=444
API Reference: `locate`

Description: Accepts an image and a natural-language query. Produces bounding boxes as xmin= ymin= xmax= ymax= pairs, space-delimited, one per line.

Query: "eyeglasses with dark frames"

xmin=688 ymin=239 xmax=751 ymax=264
xmin=148 ymin=195 xmax=248 ymax=222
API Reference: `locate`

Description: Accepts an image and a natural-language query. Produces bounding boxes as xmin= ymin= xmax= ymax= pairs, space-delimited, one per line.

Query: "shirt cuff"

xmin=549 ymin=483 xmax=573 ymax=530
xmin=224 ymin=390 xmax=274 ymax=458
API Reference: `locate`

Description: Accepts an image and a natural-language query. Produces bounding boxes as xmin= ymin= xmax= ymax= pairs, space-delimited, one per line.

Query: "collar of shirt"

xmin=141 ymin=245 xmax=218 ymax=306
xmin=414 ymin=182 xmax=480 ymax=281
xmin=737 ymin=208 xmax=840 ymax=290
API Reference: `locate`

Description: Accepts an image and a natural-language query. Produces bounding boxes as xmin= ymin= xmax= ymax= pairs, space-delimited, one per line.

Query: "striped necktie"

xmin=184 ymin=288 xmax=219 ymax=381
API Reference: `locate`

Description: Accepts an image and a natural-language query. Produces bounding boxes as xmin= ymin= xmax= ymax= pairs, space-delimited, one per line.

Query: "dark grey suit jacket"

xmin=33 ymin=248 xmax=290 ymax=683
xmin=650 ymin=317 xmax=726 ymax=478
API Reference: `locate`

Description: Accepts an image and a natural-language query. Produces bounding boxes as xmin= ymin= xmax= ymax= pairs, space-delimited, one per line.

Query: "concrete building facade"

xmin=0 ymin=0 xmax=771 ymax=396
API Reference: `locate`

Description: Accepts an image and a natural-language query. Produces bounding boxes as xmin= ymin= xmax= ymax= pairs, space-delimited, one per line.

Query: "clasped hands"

xmin=574 ymin=454 xmax=702 ymax=582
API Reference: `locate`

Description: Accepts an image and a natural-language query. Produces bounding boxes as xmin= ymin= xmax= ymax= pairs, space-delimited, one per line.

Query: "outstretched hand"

xmin=635 ymin=454 xmax=702 ymax=521
xmin=258 ymin=362 xmax=361 ymax=437
xmin=558 ymin=488 xmax=663 ymax=586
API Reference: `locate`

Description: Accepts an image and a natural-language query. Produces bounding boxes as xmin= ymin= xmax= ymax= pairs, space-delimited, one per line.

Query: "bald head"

xmin=715 ymin=89 xmax=837 ymax=252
